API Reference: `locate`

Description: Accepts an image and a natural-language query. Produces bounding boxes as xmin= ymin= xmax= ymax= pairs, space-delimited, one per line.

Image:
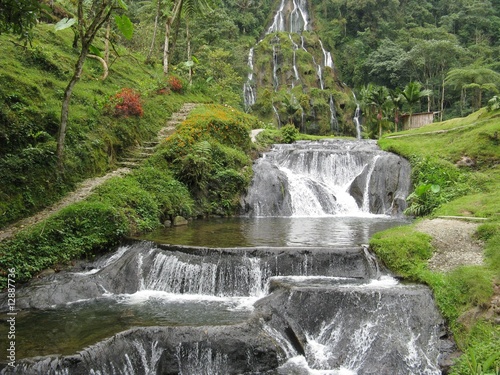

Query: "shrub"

xmin=108 ymin=88 xmax=144 ymax=118
xmin=280 ymin=123 xmax=299 ymax=143
xmin=168 ymin=75 xmax=183 ymax=93
xmin=0 ymin=201 xmax=127 ymax=289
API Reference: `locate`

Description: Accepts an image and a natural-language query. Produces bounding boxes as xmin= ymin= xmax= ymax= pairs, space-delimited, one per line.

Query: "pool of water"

xmin=138 ymin=216 xmax=411 ymax=248
xmin=0 ymin=293 xmax=254 ymax=359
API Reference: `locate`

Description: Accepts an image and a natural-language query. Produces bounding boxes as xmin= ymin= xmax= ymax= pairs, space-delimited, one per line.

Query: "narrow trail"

xmin=0 ymin=103 xmax=198 ymax=242
xmin=385 ymin=123 xmax=475 ymax=138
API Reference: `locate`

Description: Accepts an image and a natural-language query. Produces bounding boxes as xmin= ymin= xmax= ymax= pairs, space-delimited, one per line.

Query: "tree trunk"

xmin=186 ymin=17 xmax=192 ymax=85
xmin=163 ymin=18 xmax=172 ymax=75
xmin=440 ymin=79 xmax=445 ymax=122
xmin=104 ymin=19 xmax=111 ymax=65
xmin=57 ymin=47 xmax=90 ymax=171
xmin=147 ymin=0 xmax=161 ymax=62
xmin=163 ymin=0 xmax=183 ymax=75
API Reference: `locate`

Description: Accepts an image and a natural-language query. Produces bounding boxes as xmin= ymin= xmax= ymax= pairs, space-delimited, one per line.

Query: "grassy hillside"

xmin=0 ymin=24 xmax=206 ymax=228
xmin=373 ymin=110 xmax=500 ymax=374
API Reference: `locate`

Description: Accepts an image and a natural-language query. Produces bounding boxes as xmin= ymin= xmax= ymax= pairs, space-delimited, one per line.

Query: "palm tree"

xmin=401 ymin=81 xmax=432 ymax=128
xmin=368 ymin=85 xmax=389 ymax=138
xmin=388 ymin=88 xmax=403 ymax=132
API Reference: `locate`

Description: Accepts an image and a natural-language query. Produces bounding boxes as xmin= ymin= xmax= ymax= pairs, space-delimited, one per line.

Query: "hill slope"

xmin=373 ymin=109 xmax=500 ymax=374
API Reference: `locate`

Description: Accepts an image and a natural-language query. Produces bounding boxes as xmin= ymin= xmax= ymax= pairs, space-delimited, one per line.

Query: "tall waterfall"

xmin=243 ymin=0 xmax=336 ymax=116
xmin=241 ymin=140 xmax=411 ymax=217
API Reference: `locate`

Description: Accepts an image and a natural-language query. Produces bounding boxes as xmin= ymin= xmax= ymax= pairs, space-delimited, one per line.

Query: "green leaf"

xmin=192 ymin=56 xmax=199 ymax=64
xmin=54 ymin=18 xmax=76 ymax=31
xmin=89 ymin=45 xmax=103 ymax=57
xmin=114 ymin=15 xmax=133 ymax=40
xmin=430 ymin=184 xmax=441 ymax=193
xmin=116 ymin=0 xmax=128 ymax=10
xmin=184 ymin=60 xmax=195 ymax=67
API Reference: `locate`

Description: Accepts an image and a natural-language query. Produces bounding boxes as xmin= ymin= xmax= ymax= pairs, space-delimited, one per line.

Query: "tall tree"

xmin=163 ymin=0 xmax=210 ymax=74
xmin=445 ymin=67 xmax=500 ymax=113
xmin=55 ymin=0 xmax=133 ymax=171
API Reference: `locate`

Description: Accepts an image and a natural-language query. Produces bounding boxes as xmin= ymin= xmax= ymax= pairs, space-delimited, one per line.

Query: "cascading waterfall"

xmin=1 ymin=141 xmax=451 ymax=375
xmin=353 ymin=93 xmax=362 ymax=139
xmin=242 ymin=0 xmax=336 ymax=115
xmin=243 ymin=48 xmax=256 ymax=111
xmin=241 ymin=139 xmax=411 ymax=217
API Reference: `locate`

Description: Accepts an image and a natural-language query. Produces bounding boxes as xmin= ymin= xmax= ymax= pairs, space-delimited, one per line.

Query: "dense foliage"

xmin=0 ymin=103 xmax=257 ymax=288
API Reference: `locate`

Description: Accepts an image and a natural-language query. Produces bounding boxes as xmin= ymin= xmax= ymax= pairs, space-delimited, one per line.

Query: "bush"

xmin=0 ymin=201 xmax=127 ymax=289
xmin=108 ymin=88 xmax=144 ymax=118
xmin=405 ymin=156 xmax=473 ymax=216
xmin=280 ymin=123 xmax=299 ymax=143
xmin=168 ymin=75 xmax=184 ymax=93
xmin=88 ymin=176 xmax=159 ymax=233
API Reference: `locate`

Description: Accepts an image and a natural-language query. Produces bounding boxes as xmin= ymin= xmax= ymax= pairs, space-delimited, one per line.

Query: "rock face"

xmin=255 ymin=279 xmax=450 ymax=375
xmin=0 ymin=240 xmax=456 ymax=374
xmin=240 ymin=158 xmax=293 ymax=217
xmin=348 ymin=153 xmax=412 ymax=215
xmin=1 ymin=324 xmax=282 ymax=375
xmin=241 ymin=140 xmax=412 ymax=217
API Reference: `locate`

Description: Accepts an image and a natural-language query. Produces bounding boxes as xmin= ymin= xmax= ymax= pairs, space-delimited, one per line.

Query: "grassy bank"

xmin=0 ymin=24 xmax=206 ymax=228
xmin=0 ymin=103 xmax=261 ymax=289
xmin=372 ymin=109 xmax=500 ymax=374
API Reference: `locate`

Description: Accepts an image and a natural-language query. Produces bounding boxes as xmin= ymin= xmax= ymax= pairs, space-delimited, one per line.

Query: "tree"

xmin=0 ymin=0 xmax=41 ymax=42
xmin=401 ymin=81 xmax=432 ymax=125
xmin=445 ymin=67 xmax=500 ymax=113
xmin=162 ymin=0 xmax=211 ymax=75
xmin=368 ymin=85 xmax=390 ymax=138
xmin=55 ymin=0 xmax=133 ymax=171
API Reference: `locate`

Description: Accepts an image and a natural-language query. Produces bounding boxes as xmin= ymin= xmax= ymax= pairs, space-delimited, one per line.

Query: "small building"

xmin=401 ymin=112 xmax=436 ymax=130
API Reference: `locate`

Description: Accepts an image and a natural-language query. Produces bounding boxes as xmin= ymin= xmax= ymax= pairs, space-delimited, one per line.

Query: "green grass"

xmin=373 ymin=108 xmax=500 ymax=374
xmin=0 ymin=24 xmax=207 ymax=228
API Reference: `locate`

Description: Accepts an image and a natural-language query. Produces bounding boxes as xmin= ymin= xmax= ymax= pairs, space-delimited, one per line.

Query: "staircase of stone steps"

xmin=116 ymin=103 xmax=198 ymax=169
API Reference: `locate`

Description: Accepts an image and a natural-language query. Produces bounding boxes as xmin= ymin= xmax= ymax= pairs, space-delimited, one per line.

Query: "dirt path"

xmin=385 ymin=124 xmax=474 ymax=139
xmin=0 ymin=103 xmax=198 ymax=242
xmin=414 ymin=218 xmax=484 ymax=272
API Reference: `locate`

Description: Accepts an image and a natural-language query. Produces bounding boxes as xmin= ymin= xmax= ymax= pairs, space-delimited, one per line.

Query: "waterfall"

xmin=353 ymin=93 xmax=362 ymax=139
xmin=290 ymin=0 xmax=309 ymax=32
xmin=176 ymin=343 xmax=229 ymax=375
xmin=288 ymin=34 xmax=300 ymax=87
xmin=3 ymin=139 xmax=446 ymax=375
xmin=268 ymin=0 xmax=286 ymax=33
xmin=272 ymin=43 xmax=280 ymax=91
xmin=320 ymin=40 xmax=334 ymax=69
xmin=244 ymin=0 xmax=336 ymax=129
xmin=329 ymin=95 xmax=339 ymax=134
xmin=242 ymin=140 xmax=411 ymax=217
xmin=361 ymin=155 xmax=380 ymax=212
xmin=243 ymin=48 xmax=256 ymax=111
xmin=272 ymin=104 xmax=281 ymax=127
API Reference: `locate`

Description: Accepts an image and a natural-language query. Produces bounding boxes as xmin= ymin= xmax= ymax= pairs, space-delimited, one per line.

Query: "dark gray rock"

xmin=349 ymin=153 xmax=411 ymax=215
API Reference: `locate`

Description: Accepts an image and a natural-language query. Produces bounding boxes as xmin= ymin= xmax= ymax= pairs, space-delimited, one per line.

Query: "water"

xmin=0 ymin=295 xmax=251 ymax=359
xmin=0 ymin=140 xmax=445 ymax=375
xmin=141 ymin=216 xmax=409 ymax=248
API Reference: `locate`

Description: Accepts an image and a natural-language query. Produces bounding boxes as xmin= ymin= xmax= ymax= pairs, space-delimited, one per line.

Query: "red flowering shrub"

xmin=168 ymin=75 xmax=183 ymax=93
xmin=109 ymin=88 xmax=144 ymax=118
